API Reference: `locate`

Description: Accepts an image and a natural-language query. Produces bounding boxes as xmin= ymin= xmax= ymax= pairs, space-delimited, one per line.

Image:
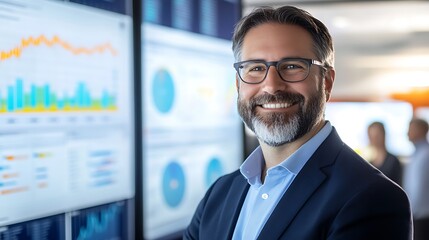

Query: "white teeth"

xmin=262 ymin=103 xmax=291 ymax=109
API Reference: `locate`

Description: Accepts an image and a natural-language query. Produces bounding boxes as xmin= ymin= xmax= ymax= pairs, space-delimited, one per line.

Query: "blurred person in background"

xmin=403 ymin=118 xmax=429 ymax=240
xmin=184 ymin=5 xmax=412 ymax=240
xmin=366 ymin=121 xmax=402 ymax=185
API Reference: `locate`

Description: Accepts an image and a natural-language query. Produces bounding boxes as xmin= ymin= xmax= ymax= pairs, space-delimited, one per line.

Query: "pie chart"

xmin=152 ymin=69 xmax=175 ymax=114
xmin=162 ymin=161 xmax=186 ymax=208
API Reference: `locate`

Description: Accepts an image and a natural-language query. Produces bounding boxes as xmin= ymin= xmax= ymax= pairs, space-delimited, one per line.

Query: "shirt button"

xmin=261 ymin=193 xmax=269 ymax=199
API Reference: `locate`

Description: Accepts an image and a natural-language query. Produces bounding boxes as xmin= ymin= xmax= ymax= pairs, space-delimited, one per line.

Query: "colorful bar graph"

xmin=0 ymin=79 xmax=117 ymax=113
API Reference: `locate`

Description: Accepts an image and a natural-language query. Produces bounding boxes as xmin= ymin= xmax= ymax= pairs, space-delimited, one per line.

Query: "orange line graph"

xmin=1 ymin=34 xmax=118 ymax=61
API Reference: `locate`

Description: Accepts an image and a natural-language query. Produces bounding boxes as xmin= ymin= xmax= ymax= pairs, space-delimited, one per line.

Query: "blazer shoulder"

xmin=209 ymin=169 xmax=247 ymax=195
xmin=317 ymin=128 xmax=408 ymax=203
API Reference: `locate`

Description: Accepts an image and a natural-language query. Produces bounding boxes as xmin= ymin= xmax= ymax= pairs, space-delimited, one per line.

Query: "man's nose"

xmin=261 ymin=66 xmax=288 ymax=93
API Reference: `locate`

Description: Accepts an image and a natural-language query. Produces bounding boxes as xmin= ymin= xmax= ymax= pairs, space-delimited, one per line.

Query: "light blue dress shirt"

xmin=232 ymin=122 xmax=332 ymax=240
xmin=403 ymin=139 xmax=429 ymax=219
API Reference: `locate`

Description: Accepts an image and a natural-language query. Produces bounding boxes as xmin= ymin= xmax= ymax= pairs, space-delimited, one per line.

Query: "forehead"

xmin=368 ymin=125 xmax=383 ymax=133
xmin=241 ymin=22 xmax=315 ymax=61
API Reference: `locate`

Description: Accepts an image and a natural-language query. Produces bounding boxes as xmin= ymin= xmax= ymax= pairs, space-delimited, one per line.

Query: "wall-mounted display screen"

xmin=0 ymin=0 xmax=135 ymax=239
xmin=325 ymin=101 xmax=414 ymax=157
xmin=142 ymin=23 xmax=243 ymax=240
xmin=141 ymin=1 xmax=243 ymax=239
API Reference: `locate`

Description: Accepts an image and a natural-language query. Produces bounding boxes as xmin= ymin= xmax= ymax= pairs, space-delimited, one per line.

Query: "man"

xmin=184 ymin=6 xmax=412 ymax=240
xmin=403 ymin=118 xmax=429 ymax=240
xmin=366 ymin=121 xmax=402 ymax=185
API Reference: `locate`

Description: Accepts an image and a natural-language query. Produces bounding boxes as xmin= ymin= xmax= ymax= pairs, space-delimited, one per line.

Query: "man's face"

xmin=368 ymin=125 xmax=384 ymax=148
xmin=408 ymin=122 xmax=421 ymax=143
xmin=236 ymin=23 xmax=334 ymax=146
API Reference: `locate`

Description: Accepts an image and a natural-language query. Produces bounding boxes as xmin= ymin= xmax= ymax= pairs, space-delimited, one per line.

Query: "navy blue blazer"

xmin=184 ymin=128 xmax=412 ymax=240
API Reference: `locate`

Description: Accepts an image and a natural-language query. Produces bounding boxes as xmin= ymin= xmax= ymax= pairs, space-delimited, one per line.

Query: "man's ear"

xmin=324 ymin=68 xmax=335 ymax=101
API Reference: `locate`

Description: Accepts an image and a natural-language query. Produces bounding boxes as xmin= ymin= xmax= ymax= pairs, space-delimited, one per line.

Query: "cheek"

xmin=297 ymin=83 xmax=318 ymax=102
xmin=238 ymin=85 xmax=258 ymax=100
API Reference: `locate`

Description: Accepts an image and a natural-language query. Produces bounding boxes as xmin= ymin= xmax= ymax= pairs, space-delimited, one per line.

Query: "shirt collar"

xmin=240 ymin=121 xmax=332 ymax=183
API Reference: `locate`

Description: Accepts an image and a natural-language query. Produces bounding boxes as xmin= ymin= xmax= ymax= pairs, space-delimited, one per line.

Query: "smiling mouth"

xmin=261 ymin=102 xmax=295 ymax=109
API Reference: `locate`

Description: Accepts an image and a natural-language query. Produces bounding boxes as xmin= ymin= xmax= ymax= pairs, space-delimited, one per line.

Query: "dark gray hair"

xmin=232 ymin=6 xmax=334 ymax=68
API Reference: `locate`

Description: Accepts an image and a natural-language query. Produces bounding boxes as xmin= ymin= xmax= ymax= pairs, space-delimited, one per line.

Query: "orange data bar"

xmin=0 ymin=34 xmax=118 ymax=62
xmin=3 ymin=172 xmax=19 ymax=179
xmin=4 ymin=155 xmax=27 ymax=161
xmin=0 ymin=186 xmax=28 ymax=195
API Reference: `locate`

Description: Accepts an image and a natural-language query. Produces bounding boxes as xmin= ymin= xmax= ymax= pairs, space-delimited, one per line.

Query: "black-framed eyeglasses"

xmin=233 ymin=58 xmax=326 ymax=84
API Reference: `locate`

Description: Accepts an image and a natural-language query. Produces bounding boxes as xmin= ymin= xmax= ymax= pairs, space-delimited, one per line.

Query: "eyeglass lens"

xmin=238 ymin=59 xmax=310 ymax=83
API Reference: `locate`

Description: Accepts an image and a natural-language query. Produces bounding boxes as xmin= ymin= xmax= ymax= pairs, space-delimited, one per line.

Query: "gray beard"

xmin=251 ymin=114 xmax=300 ymax=147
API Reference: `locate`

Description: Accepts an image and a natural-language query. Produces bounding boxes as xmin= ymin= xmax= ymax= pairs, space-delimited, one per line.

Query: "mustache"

xmin=248 ymin=92 xmax=305 ymax=108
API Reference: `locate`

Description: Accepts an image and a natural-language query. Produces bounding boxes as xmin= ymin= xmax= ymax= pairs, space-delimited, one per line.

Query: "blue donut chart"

xmin=162 ymin=161 xmax=186 ymax=208
xmin=152 ymin=69 xmax=175 ymax=114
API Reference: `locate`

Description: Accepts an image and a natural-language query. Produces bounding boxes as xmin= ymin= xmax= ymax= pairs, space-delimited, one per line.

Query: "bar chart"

xmin=1 ymin=79 xmax=117 ymax=113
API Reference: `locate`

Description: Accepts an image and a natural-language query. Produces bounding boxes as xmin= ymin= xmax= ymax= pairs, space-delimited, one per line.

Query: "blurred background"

xmin=246 ymin=0 xmax=429 ymax=100
xmin=0 ymin=0 xmax=428 ymax=239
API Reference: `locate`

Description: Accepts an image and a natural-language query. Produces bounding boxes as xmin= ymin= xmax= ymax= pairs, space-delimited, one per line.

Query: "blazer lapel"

xmin=224 ymin=174 xmax=250 ymax=239
xmin=257 ymin=129 xmax=343 ymax=239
